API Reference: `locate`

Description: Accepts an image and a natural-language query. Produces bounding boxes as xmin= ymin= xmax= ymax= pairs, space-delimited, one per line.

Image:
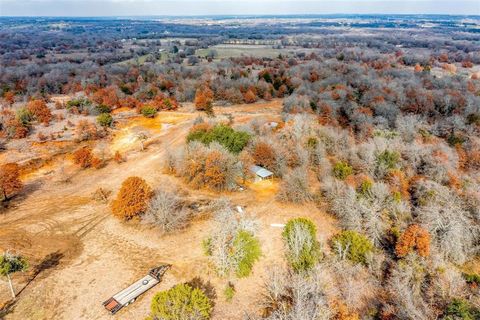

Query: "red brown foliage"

xmin=3 ymin=91 xmax=15 ymax=105
xmin=91 ymin=86 xmax=119 ymax=109
xmin=118 ymin=96 xmax=141 ymax=109
xmin=243 ymin=89 xmax=257 ymax=104
xmin=27 ymin=100 xmax=52 ymax=125
xmin=395 ymin=224 xmax=430 ymax=258
xmin=252 ymin=142 xmax=276 ymax=170
xmin=75 ymin=120 xmax=101 ymax=141
xmin=194 ymin=86 xmax=214 ymax=111
xmin=387 ymin=170 xmax=410 ymax=199
xmin=111 ymin=177 xmax=152 ymax=220
xmin=73 ymin=147 xmax=93 ymax=168
xmin=150 ymin=94 xmax=179 ymax=110
xmin=0 ymin=163 xmax=23 ymax=201
xmin=114 ymin=151 xmax=124 ymax=163
xmin=462 ymin=60 xmax=473 ymax=68
xmin=91 ymin=156 xmax=104 ymax=169
xmin=468 ymin=150 xmax=480 ymax=170
xmin=204 ymin=150 xmax=227 ymax=190
xmin=334 ymin=301 xmax=360 ymax=320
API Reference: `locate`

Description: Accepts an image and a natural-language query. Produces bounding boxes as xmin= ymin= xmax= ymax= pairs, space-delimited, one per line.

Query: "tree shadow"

xmin=1 ymin=180 xmax=44 ymax=214
xmin=13 ymin=180 xmax=44 ymax=203
xmin=0 ymin=299 xmax=16 ymax=318
xmin=185 ymin=277 xmax=217 ymax=306
xmin=0 ymin=251 xmax=64 ymax=317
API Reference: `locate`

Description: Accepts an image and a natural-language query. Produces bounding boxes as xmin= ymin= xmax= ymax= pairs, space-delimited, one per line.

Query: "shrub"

xmin=95 ymin=104 xmax=111 ymax=114
xmin=282 ymin=218 xmax=321 ymax=272
xmin=141 ymin=106 xmax=157 ymax=118
xmin=376 ymin=150 xmax=400 ymax=170
xmin=333 ymin=161 xmax=353 ymax=180
xmin=96 ymin=113 xmax=113 ymax=127
xmin=395 ymin=224 xmax=430 ymax=258
xmin=331 ymin=230 xmax=373 ymax=265
xmin=187 ymin=124 xmax=250 ymax=154
xmin=3 ymin=112 xmax=29 ymax=138
xmin=223 ymin=283 xmax=235 ymax=302
xmin=148 ymin=283 xmax=213 ymax=320
xmin=443 ymin=299 xmax=479 ymax=320
xmin=75 ymin=120 xmax=102 ymax=141
xmin=243 ymin=89 xmax=257 ymax=103
xmin=27 ymin=100 xmax=52 ymax=125
xmin=463 ymin=273 xmax=480 ymax=286
xmin=16 ymin=108 xmax=33 ymax=126
xmin=111 ymin=177 xmax=152 ymax=220
xmin=66 ymin=97 xmax=91 ymax=113
xmin=114 ymin=151 xmax=124 ymax=163
xmin=357 ymin=177 xmax=373 ymax=197
xmin=73 ymin=147 xmax=93 ymax=168
xmin=91 ymin=156 xmax=104 ymax=169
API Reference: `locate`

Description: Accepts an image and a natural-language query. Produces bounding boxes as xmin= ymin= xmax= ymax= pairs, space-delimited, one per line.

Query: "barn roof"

xmin=250 ymin=165 xmax=273 ymax=178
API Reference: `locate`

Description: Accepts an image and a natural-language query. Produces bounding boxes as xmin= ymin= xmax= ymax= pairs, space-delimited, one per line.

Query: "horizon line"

xmin=2 ymin=13 xmax=480 ymax=18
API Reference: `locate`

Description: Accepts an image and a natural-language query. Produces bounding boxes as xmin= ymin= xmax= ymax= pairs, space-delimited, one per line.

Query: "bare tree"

xmin=413 ymin=180 xmax=479 ymax=264
xmin=277 ymin=167 xmax=312 ymax=203
xmin=258 ymin=266 xmax=333 ymax=320
xmin=143 ymin=189 xmax=190 ymax=233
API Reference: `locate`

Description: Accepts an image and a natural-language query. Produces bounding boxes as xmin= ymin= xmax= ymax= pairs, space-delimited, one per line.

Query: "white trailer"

xmin=103 ymin=265 xmax=170 ymax=315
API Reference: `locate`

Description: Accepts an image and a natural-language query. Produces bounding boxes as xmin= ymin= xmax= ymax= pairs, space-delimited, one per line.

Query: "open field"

xmin=196 ymin=44 xmax=320 ymax=59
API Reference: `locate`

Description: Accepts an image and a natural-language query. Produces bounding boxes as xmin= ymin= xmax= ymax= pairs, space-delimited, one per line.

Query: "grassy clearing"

xmin=197 ymin=45 xmax=283 ymax=59
xmin=196 ymin=44 xmax=320 ymax=59
xmin=117 ymin=52 xmax=170 ymax=66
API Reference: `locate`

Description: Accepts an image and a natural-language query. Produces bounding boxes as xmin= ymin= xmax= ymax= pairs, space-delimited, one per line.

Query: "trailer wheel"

xmin=130 ymin=298 xmax=135 ymax=304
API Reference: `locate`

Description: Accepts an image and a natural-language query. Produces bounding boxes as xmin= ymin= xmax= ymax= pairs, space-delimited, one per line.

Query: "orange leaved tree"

xmin=0 ymin=163 xmax=23 ymax=201
xmin=204 ymin=150 xmax=226 ymax=190
xmin=243 ymin=89 xmax=257 ymax=104
xmin=111 ymin=177 xmax=152 ymax=220
xmin=252 ymin=142 xmax=276 ymax=170
xmin=194 ymin=86 xmax=214 ymax=112
xmin=395 ymin=224 xmax=430 ymax=258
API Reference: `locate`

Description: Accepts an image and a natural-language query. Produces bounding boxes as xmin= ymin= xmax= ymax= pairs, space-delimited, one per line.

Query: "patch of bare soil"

xmin=1 ymin=102 xmax=337 ymax=320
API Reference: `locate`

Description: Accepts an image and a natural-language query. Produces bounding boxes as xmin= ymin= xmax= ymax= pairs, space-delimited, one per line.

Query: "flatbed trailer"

xmin=103 ymin=264 xmax=171 ymax=315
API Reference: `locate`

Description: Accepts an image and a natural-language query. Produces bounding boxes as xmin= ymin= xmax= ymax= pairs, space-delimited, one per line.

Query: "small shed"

xmin=250 ymin=165 xmax=273 ymax=182
xmin=265 ymin=121 xmax=278 ymax=129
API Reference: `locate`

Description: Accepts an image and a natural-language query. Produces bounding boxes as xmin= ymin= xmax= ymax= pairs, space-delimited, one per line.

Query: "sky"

xmin=0 ymin=0 xmax=479 ymax=16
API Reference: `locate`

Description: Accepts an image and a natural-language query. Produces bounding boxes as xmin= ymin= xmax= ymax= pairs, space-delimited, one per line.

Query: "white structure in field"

xmin=250 ymin=165 xmax=273 ymax=182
